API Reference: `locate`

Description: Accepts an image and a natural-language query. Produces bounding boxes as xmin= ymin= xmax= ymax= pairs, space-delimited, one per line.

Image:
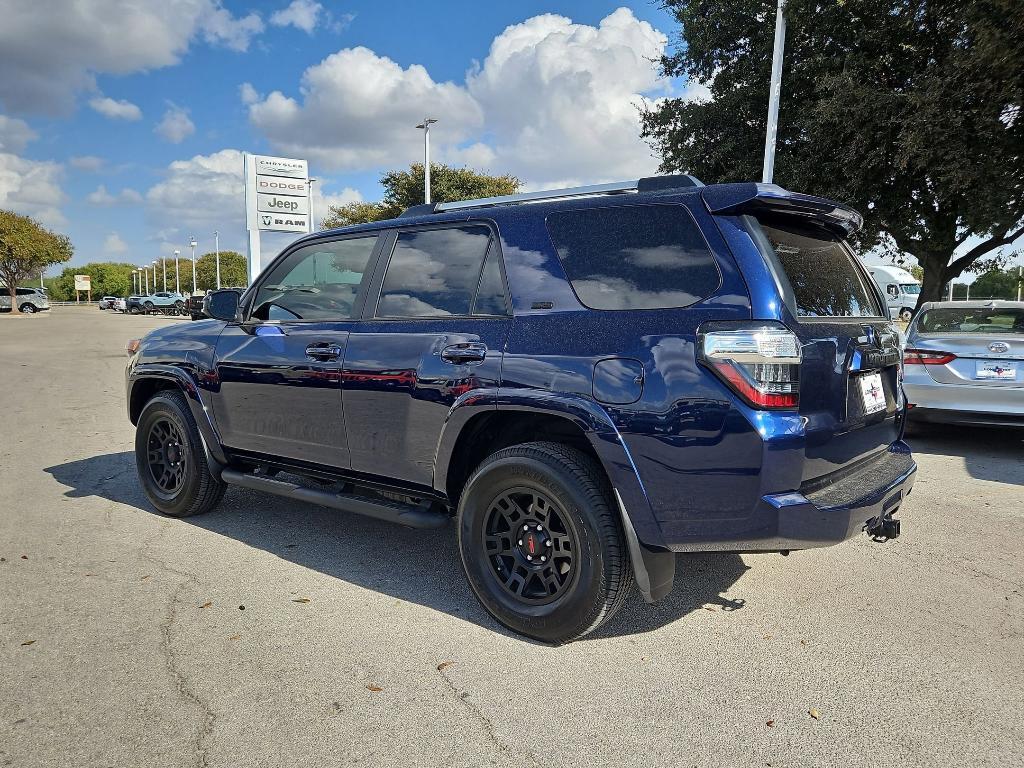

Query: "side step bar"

xmin=220 ymin=468 xmax=448 ymax=529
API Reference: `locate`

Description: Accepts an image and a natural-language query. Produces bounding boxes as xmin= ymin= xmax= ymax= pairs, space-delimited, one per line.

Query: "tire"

xmin=129 ymin=306 xmax=141 ymax=315
xmin=20 ymin=304 xmax=36 ymax=313
xmin=135 ymin=389 xmax=226 ymax=517
xmin=144 ymin=301 xmax=155 ymax=312
xmin=457 ymin=441 xmax=631 ymax=644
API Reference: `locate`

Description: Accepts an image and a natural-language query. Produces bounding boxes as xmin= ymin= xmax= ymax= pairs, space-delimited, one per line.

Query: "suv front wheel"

xmin=457 ymin=442 xmax=632 ymax=643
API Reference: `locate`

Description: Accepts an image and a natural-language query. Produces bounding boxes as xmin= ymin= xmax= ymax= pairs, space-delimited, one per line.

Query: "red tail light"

xmin=699 ymin=326 xmax=802 ymax=409
xmin=903 ymin=348 xmax=956 ymax=365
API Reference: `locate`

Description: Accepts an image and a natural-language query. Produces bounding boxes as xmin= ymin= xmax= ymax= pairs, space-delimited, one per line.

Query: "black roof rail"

xmin=399 ymin=203 xmax=437 ymax=217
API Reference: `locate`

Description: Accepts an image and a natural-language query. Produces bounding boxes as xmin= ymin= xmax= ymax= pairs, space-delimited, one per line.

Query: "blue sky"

xmin=1 ymin=0 xmax=683 ymax=274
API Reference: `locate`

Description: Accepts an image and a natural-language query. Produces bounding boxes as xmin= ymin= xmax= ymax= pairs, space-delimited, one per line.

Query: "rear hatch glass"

xmin=748 ymin=216 xmax=899 ymax=483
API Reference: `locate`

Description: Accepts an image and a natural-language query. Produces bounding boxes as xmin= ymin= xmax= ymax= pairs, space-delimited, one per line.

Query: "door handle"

xmin=441 ymin=342 xmax=487 ymax=365
xmin=305 ymin=343 xmax=343 ymax=361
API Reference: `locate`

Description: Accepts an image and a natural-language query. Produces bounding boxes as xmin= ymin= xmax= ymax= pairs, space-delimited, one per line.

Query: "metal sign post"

xmin=243 ymin=152 xmax=311 ymax=285
xmin=762 ymin=0 xmax=787 ymax=184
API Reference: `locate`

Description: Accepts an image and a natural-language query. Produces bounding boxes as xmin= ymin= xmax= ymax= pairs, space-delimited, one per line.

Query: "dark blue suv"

xmin=127 ymin=175 xmax=915 ymax=642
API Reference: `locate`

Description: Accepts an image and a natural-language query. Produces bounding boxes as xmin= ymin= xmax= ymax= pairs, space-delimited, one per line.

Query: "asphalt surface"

xmin=1 ymin=306 xmax=1022 ymax=768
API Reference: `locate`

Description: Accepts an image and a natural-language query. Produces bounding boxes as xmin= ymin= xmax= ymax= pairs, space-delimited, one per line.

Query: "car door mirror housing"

xmin=204 ymin=289 xmax=240 ymax=322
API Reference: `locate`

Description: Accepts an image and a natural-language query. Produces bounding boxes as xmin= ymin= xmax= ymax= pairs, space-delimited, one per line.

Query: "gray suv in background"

xmin=0 ymin=287 xmax=50 ymax=313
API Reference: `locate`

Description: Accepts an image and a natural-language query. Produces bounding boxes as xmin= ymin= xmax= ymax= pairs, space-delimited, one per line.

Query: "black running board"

xmin=220 ymin=468 xmax=448 ymax=529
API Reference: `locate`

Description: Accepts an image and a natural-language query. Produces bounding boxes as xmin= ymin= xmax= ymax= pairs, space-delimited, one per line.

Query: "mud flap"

xmin=614 ymin=490 xmax=675 ymax=603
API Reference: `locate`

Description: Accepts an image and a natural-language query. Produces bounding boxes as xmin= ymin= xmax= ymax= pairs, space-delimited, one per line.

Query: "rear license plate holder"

xmin=975 ymin=360 xmax=1016 ymax=380
xmin=857 ymin=372 xmax=886 ymax=414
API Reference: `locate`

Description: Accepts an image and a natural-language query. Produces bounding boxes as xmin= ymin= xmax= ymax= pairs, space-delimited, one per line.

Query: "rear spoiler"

xmin=701 ymin=183 xmax=863 ymax=236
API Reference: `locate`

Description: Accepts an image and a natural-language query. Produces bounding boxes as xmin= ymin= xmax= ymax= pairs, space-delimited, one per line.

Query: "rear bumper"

xmin=665 ymin=444 xmax=916 ymax=552
xmin=908 ymin=406 xmax=1024 ymax=428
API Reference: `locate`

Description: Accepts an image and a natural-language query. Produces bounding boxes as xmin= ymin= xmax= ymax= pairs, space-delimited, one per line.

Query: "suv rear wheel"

xmin=457 ymin=442 xmax=631 ymax=643
xmin=135 ymin=390 xmax=225 ymax=517
xmin=20 ymin=304 xmax=36 ymax=313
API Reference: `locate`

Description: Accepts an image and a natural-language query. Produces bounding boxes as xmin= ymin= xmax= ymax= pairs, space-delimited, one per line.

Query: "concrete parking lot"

xmin=1 ymin=306 xmax=1022 ymax=768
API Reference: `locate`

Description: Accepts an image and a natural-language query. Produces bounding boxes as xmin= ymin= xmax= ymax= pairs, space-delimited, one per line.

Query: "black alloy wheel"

xmin=145 ymin=417 xmax=189 ymax=497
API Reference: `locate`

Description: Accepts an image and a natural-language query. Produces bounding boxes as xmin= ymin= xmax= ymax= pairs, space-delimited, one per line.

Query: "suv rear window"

xmin=545 ymin=204 xmax=720 ymax=310
xmin=754 ymin=218 xmax=882 ymax=317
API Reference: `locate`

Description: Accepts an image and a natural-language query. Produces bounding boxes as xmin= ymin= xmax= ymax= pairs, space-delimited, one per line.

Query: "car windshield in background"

xmin=917 ymin=307 xmax=1024 ymax=334
xmin=901 ymin=283 xmax=921 ymax=295
xmin=756 ymin=218 xmax=882 ymax=317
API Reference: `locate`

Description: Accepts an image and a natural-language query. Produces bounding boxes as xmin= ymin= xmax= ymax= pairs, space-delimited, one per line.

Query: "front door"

xmin=212 ymin=234 xmax=381 ymax=468
xmin=343 ymin=224 xmax=511 ymax=487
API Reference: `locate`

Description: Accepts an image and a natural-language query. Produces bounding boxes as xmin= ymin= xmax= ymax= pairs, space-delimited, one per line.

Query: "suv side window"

xmin=546 ymin=204 xmax=721 ymax=310
xmin=251 ymin=235 xmax=378 ymax=321
xmin=471 ymin=244 xmax=509 ymax=316
xmin=376 ymin=226 xmax=493 ymax=318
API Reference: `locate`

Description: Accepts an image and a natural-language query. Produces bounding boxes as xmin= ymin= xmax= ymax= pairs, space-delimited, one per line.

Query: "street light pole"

xmin=173 ymin=250 xmax=180 ymax=294
xmin=189 ymin=236 xmax=197 ymax=293
xmin=161 ymin=257 xmax=167 ymax=291
xmin=762 ymin=0 xmax=787 ymax=184
xmin=214 ymin=231 xmax=221 ymax=289
xmin=415 ymin=118 xmax=438 ymax=203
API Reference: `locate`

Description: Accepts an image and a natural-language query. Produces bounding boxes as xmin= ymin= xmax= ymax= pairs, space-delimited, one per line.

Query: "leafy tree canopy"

xmin=195 ymin=250 xmax=246 ymax=291
xmin=321 ymin=163 xmax=520 ymax=228
xmin=0 ymin=210 xmax=73 ymax=308
xmin=969 ymin=267 xmax=1024 ymax=299
xmin=48 ymin=262 xmax=137 ymax=300
xmin=642 ymin=0 xmax=1024 ymax=306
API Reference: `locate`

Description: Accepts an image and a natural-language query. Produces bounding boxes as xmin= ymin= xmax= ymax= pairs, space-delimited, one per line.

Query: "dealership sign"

xmin=74 ymin=274 xmax=91 ymax=291
xmin=244 ymin=153 xmax=311 ymax=234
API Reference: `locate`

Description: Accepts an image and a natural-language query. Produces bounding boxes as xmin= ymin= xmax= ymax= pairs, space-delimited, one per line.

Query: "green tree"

xmin=970 ymin=267 xmax=1024 ymax=299
xmin=321 ymin=164 xmax=520 ymax=228
xmin=194 ymin=250 xmax=247 ymax=291
xmin=641 ymin=0 xmax=1024 ymax=308
xmin=0 ymin=210 xmax=73 ymax=312
xmin=50 ymin=262 xmax=138 ymax=300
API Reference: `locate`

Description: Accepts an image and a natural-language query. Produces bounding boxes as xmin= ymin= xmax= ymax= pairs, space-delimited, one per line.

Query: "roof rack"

xmin=409 ymin=174 xmax=702 ymax=215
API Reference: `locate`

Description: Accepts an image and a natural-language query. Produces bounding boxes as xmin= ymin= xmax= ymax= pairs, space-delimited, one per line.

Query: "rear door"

xmin=342 ymin=223 xmax=511 ymax=488
xmin=748 ymin=216 xmax=901 ymax=481
xmin=211 ymin=234 xmax=380 ymax=468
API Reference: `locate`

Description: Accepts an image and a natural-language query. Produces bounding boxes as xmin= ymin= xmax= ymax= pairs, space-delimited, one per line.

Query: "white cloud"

xmin=239 ymin=82 xmax=261 ymax=105
xmin=87 ymin=185 xmax=143 ymax=206
xmin=270 ymin=0 xmax=322 ymax=34
xmin=247 ymin=46 xmax=483 ymax=170
xmin=70 ymin=155 xmax=105 ymax=172
xmin=155 ymin=105 xmax=195 ymax=143
xmin=89 ymin=96 xmax=143 ymax=121
xmin=146 ymin=149 xmax=246 ymax=244
xmin=103 ymin=232 xmax=128 ymax=254
xmin=0 ymin=153 xmax=65 ymax=226
xmin=245 ymin=8 xmax=667 ymax=186
xmin=0 ymin=115 xmax=37 ymax=153
xmin=0 ymin=0 xmax=264 ymax=114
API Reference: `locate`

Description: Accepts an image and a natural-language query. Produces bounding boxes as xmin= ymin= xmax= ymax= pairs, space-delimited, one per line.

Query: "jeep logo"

xmin=266 ymin=198 xmax=299 ymax=211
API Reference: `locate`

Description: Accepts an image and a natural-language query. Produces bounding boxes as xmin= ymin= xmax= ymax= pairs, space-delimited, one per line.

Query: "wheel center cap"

xmin=518 ymin=523 xmax=550 ymax=563
xmin=166 ymin=444 xmax=181 ymax=464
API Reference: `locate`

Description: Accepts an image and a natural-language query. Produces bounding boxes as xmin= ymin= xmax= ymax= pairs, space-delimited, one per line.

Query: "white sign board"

xmin=243 ymin=152 xmax=312 ymax=283
xmin=74 ymin=274 xmax=91 ymax=291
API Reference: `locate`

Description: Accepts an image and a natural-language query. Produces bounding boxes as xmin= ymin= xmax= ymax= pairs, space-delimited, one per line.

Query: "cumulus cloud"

xmin=155 ymin=105 xmax=196 ymax=143
xmin=0 ymin=153 xmax=65 ymax=226
xmin=87 ymin=185 xmax=143 ymax=206
xmin=147 ymin=148 xmax=245 ymax=227
xmin=247 ymin=46 xmax=483 ymax=170
xmin=103 ymin=232 xmax=128 ymax=254
xmin=0 ymin=115 xmax=37 ymax=153
xmin=270 ymin=0 xmax=322 ymax=34
xmin=0 ymin=0 xmax=264 ymax=114
xmin=70 ymin=155 xmax=105 ymax=172
xmin=239 ymin=82 xmax=261 ymax=105
xmin=245 ymin=8 xmax=667 ymax=185
xmin=89 ymin=96 xmax=143 ymax=121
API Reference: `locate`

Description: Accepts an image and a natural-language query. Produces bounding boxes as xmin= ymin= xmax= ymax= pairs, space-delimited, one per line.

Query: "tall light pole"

xmin=160 ymin=256 xmax=166 ymax=291
xmin=153 ymin=260 xmax=160 ymax=293
xmin=762 ymin=0 xmax=786 ymax=184
xmin=189 ymin=236 xmax=197 ymax=293
xmin=308 ymin=178 xmax=318 ymax=232
xmin=131 ymin=270 xmax=137 ymax=294
xmin=173 ymin=249 xmax=180 ymax=294
xmin=214 ymin=231 xmax=221 ymax=289
xmin=415 ymin=118 xmax=438 ymax=203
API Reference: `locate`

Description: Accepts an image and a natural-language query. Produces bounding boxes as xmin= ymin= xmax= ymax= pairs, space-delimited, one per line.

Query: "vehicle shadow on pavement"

xmin=45 ymin=452 xmax=750 ymax=642
xmin=906 ymin=425 xmax=1024 ymax=486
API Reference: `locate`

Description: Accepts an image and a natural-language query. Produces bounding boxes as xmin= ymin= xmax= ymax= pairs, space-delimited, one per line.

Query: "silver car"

xmin=904 ymin=300 xmax=1024 ymax=428
xmin=0 ymin=287 xmax=50 ymax=313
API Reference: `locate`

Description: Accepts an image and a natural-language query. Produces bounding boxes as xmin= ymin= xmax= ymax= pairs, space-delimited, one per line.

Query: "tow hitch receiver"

xmin=866 ymin=512 xmax=901 ymax=542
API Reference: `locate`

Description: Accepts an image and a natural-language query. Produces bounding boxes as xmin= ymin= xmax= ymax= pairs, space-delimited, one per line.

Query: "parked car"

xmin=125 ymin=295 xmax=147 ymax=315
xmin=0 ymin=287 xmax=50 ymax=313
xmin=189 ymin=288 xmax=245 ymax=320
xmin=903 ymin=300 xmax=1024 ymax=428
xmin=126 ymin=175 xmax=915 ymax=642
xmin=111 ymin=297 xmax=128 ymax=313
xmin=98 ymin=296 xmax=118 ymax=310
xmin=129 ymin=291 xmax=187 ymax=315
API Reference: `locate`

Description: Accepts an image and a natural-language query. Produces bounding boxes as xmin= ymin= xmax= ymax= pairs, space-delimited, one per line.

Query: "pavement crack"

xmin=436 ymin=664 xmax=541 ymax=768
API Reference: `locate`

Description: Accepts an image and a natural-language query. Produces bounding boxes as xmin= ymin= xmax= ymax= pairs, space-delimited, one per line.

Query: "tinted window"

xmin=252 ymin=236 xmax=377 ymax=321
xmin=377 ymin=226 xmax=492 ymax=317
xmin=472 ymin=245 xmax=509 ymax=316
xmin=917 ymin=307 xmax=1024 ymax=334
xmin=757 ymin=219 xmax=882 ymax=317
xmin=545 ymin=205 xmax=720 ymax=310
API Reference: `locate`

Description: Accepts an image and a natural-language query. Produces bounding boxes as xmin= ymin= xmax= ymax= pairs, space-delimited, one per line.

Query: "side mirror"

xmin=204 ymin=289 xmax=240 ymax=322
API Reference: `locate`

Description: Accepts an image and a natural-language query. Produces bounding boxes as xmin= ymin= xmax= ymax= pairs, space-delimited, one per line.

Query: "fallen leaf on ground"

xmin=800 ymin=639 xmax=807 ymax=646
xmin=227 ymin=634 xmax=240 ymax=641
xmin=292 ymin=597 xmax=311 ymax=603
xmin=21 ymin=640 xmax=35 ymax=646
xmin=766 ymin=720 xmax=775 ymax=727
xmin=763 ymin=634 xmax=772 ymax=640
xmin=809 ymin=708 xmax=821 ymax=720
xmin=140 ymin=574 xmax=151 ymax=580
xmin=366 ymin=684 xmax=382 ymax=692
xmin=436 ymin=661 xmax=453 ymax=671
xmin=85 ymin=572 xmax=95 ymax=576
xmin=20 ymin=555 xmax=28 ymax=560
xmin=703 ymin=605 xmax=716 ymax=612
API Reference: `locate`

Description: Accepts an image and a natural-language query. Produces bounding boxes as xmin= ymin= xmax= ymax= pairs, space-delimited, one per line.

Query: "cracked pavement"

xmin=1 ymin=307 xmax=1023 ymax=768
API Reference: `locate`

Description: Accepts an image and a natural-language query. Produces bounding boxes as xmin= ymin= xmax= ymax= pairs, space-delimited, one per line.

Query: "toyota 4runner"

xmin=127 ymin=175 xmax=915 ymax=642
